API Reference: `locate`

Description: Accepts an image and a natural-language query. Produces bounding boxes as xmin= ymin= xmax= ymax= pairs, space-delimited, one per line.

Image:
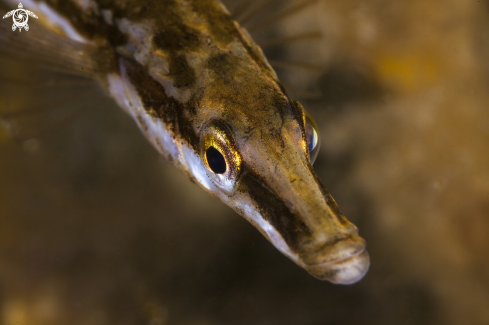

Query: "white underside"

xmin=240 ymin=200 xmax=299 ymax=263
xmin=107 ymin=72 xmax=180 ymax=162
xmin=107 ymin=65 xmax=219 ymax=189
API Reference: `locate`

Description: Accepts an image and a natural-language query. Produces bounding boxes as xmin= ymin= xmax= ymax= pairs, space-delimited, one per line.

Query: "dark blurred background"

xmin=1 ymin=0 xmax=489 ymax=324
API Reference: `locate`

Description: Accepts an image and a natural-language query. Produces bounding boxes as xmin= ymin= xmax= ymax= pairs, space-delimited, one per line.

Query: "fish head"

xmin=195 ymin=61 xmax=369 ymax=284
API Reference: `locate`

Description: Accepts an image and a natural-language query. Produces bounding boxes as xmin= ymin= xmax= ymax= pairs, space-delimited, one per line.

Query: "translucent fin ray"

xmin=269 ymin=60 xmax=326 ymax=72
xmin=256 ymin=31 xmax=323 ymax=48
xmin=236 ymin=0 xmax=275 ymax=26
xmin=0 ymin=17 xmax=110 ymax=143
xmin=229 ymin=0 xmax=254 ymax=21
xmin=247 ymin=0 xmax=319 ymax=33
xmin=0 ymin=21 xmax=101 ymax=79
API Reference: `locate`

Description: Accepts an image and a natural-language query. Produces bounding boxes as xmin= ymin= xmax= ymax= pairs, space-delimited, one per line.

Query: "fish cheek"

xmin=237 ymin=165 xmax=311 ymax=253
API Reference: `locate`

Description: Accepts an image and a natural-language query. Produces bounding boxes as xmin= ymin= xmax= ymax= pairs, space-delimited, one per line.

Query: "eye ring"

xmin=305 ymin=111 xmax=321 ymax=164
xmin=290 ymin=99 xmax=321 ymax=164
xmin=200 ymin=120 xmax=242 ymax=192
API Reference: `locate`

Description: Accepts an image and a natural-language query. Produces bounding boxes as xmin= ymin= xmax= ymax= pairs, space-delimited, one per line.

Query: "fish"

xmin=0 ymin=0 xmax=369 ymax=284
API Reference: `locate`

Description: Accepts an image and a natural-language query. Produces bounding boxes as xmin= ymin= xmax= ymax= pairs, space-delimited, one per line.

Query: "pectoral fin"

xmin=0 ymin=18 xmax=112 ymax=142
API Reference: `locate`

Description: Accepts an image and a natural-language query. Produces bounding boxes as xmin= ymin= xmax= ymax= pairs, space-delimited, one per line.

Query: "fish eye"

xmin=206 ymin=146 xmax=226 ymax=174
xmin=201 ymin=120 xmax=242 ymax=192
xmin=305 ymin=111 xmax=321 ymax=164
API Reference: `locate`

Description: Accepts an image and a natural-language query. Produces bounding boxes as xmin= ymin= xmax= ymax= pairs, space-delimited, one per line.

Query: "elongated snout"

xmin=235 ymin=158 xmax=370 ymax=284
xmin=273 ymin=159 xmax=370 ymax=284
xmin=231 ymin=116 xmax=370 ymax=284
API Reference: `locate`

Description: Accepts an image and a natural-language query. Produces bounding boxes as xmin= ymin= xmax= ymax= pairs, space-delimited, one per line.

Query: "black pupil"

xmin=206 ymin=146 xmax=226 ymax=174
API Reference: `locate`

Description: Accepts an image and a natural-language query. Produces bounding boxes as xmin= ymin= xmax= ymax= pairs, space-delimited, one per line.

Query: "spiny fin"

xmin=0 ymin=19 xmax=111 ymax=79
xmin=224 ymin=0 xmax=325 ymax=100
xmin=0 ymin=19 xmax=110 ymax=143
xmin=268 ymin=60 xmax=326 ymax=72
xmin=229 ymin=0 xmax=254 ymax=21
xmin=247 ymin=0 xmax=319 ymax=33
xmin=256 ymin=31 xmax=323 ymax=48
xmin=236 ymin=0 xmax=275 ymax=25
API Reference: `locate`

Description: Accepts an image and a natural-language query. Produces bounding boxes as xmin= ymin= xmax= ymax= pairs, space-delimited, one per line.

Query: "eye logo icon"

xmin=2 ymin=3 xmax=38 ymax=32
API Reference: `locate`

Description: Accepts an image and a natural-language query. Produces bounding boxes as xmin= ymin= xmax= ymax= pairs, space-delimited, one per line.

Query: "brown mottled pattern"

xmin=122 ymin=58 xmax=200 ymax=150
xmin=23 ymin=0 xmax=369 ymax=283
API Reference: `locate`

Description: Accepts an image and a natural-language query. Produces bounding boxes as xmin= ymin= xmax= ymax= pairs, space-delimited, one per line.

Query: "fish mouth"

xmin=301 ymin=238 xmax=370 ymax=285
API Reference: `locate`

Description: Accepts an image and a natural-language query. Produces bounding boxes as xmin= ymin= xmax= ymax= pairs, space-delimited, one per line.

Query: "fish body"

xmin=1 ymin=0 xmax=369 ymax=284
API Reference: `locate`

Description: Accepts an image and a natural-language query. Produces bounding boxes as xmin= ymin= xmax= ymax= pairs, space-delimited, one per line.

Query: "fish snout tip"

xmin=301 ymin=236 xmax=370 ymax=284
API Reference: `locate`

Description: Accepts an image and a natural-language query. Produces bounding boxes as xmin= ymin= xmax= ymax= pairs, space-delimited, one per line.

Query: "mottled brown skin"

xmin=32 ymin=0 xmax=369 ymax=283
